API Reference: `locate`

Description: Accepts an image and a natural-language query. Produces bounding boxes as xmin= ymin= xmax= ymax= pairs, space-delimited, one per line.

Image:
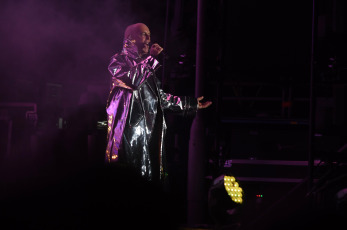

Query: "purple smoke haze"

xmin=0 ymin=0 xmax=165 ymax=105
xmin=0 ymin=0 xmax=166 ymax=182
xmin=1 ymin=0 xmax=126 ymax=79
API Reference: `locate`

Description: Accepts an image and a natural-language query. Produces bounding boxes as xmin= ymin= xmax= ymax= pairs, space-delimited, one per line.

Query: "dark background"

xmin=1 ymin=0 xmax=347 ymax=229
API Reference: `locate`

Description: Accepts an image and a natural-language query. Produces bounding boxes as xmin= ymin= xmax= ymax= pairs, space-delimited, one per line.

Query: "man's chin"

xmin=140 ymin=49 xmax=149 ymax=56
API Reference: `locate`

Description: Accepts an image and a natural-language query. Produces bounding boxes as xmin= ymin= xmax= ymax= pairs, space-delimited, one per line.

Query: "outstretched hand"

xmin=197 ymin=96 xmax=212 ymax=109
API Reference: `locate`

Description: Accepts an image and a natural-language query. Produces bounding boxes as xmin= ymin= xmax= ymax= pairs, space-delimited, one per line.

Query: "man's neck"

xmin=139 ymin=52 xmax=147 ymax=57
xmin=139 ymin=52 xmax=149 ymax=59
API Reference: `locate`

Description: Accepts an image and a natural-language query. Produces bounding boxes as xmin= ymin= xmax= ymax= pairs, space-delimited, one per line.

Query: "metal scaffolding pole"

xmin=187 ymin=0 xmax=208 ymax=226
xmin=308 ymin=0 xmax=316 ymax=195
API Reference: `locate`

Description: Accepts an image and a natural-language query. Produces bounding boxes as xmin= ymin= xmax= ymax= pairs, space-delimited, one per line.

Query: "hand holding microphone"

xmin=149 ymin=43 xmax=164 ymax=56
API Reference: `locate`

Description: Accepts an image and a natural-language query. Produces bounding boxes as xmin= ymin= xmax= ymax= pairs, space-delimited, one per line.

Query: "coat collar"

xmin=121 ymin=39 xmax=148 ymax=60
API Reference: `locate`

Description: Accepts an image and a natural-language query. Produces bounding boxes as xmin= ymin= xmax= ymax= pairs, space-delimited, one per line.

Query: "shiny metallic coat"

xmin=105 ymin=39 xmax=198 ymax=182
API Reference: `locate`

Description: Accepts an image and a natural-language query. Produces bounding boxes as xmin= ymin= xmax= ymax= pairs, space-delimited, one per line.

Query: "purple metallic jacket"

xmin=105 ymin=39 xmax=198 ymax=182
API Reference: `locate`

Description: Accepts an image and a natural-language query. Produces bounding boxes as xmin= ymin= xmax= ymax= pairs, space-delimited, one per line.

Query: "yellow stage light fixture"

xmin=224 ymin=175 xmax=243 ymax=204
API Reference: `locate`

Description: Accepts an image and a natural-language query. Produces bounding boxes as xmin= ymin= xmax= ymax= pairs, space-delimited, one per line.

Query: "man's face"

xmin=131 ymin=24 xmax=151 ymax=56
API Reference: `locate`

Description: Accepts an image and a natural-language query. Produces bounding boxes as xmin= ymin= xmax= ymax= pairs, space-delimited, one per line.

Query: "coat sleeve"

xmin=154 ymin=77 xmax=198 ymax=116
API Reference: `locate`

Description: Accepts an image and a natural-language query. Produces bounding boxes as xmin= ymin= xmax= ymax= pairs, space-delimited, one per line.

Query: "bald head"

xmin=124 ymin=23 xmax=148 ymax=39
xmin=124 ymin=23 xmax=151 ymax=56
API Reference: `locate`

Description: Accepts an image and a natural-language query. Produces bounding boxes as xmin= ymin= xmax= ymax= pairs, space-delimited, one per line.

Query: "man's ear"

xmin=126 ymin=35 xmax=136 ymax=43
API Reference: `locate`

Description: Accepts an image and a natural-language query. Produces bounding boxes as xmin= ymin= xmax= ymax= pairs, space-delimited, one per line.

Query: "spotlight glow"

xmin=224 ymin=176 xmax=243 ymax=204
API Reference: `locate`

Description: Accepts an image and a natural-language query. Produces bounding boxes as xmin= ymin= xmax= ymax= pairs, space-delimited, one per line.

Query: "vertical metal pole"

xmin=7 ymin=120 xmax=13 ymax=157
xmin=308 ymin=0 xmax=316 ymax=195
xmin=187 ymin=0 xmax=207 ymax=226
xmin=161 ymin=0 xmax=171 ymax=90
